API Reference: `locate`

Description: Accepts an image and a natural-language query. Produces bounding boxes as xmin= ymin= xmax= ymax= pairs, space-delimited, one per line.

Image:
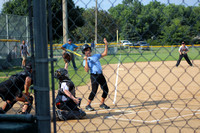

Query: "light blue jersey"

xmin=83 ymin=54 xmax=102 ymax=74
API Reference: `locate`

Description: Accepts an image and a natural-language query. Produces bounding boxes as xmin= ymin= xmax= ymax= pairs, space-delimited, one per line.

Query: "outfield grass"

xmin=1 ymin=46 xmax=199 ymax=88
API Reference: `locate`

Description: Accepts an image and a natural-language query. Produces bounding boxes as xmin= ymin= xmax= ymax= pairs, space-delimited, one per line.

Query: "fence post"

xmin=33 ymin=0 xmax=51 ymax=133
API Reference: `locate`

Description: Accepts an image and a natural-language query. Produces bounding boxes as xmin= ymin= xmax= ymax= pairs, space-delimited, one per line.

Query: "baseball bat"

xmin=65 ymin=49 xmax=90 ymax=60
xmin=65 ymin=49 xmax=83 ymax=57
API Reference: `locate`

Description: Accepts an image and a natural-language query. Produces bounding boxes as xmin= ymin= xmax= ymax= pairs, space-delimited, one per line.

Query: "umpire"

xmin=0 ymin=63 xmax=33 ymax=114
xmin=176 ymin=41 xmax=193 ymax=67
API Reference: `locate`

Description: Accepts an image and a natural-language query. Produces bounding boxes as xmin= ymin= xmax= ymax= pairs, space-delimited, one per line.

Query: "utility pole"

xmin=62 ymin=0 xmax=68 ymax=44
xmin=95 ymin=0 xmax=98 ymax=44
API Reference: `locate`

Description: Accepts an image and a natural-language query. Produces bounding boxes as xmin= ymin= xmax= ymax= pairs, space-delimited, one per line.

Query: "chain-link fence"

xmin=0 ymin=14 xmax=30 ymax=40
xmin=0 ymin=0 xmax=200 ymax=132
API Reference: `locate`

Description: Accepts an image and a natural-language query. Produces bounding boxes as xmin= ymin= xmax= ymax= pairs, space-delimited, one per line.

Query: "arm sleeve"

xmin=97 ymin=54 xmax=101 ymax=59
xmin=186 ymin=46 xmax=189 ymax=51
xmin=73 ymin=44 xmax=78 ymax=48
xmin=62 ymin=44 xmax=66 ymax=48
xmin=178 ymin=46 xmax=181 ymax=52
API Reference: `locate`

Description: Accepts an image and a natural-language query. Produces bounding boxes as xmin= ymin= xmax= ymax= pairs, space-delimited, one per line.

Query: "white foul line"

xmin=105 ymin=107 xmax=200 ymax=123
xmin=113 ymin=54 xmax=121 ymax=104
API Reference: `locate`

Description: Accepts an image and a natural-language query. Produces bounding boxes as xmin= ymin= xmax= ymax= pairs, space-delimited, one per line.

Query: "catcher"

xmin=176 ymin=41 xmax=193 ymax=67
xmin=0 ymin=63 xmax=33 ymax=114
xmin=62 ymin=51 xmax=72 ymax=70
xmin=54 ymin=68 xmax=86 ymax=120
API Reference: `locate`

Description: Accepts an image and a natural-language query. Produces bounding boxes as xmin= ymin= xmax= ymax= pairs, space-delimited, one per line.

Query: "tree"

xmin=109 ymin=0 xmax=143 ymax=41
xmin=72 ymin=8 xmax=117 ymax=43
xmin=2 ymin=0 xmax=29 ymax=15
xmin=1 ymin=0 xmax=84 ymax=42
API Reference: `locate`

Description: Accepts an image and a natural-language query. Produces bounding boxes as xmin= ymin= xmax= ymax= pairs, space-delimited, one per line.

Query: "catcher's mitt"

xmin=62 ymin=51 xmax=71 ymax=63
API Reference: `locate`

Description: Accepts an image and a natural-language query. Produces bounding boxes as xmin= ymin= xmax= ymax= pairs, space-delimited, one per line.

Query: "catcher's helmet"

xmin=82 ymin=44 xmax=91 ymax=54
xmin=54 ymin=68 xmax=70 ymax=80
xmin=25 ymin=63 xmax=32 ymax=72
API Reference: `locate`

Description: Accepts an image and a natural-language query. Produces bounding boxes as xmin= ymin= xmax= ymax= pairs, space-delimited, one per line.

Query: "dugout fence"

xmin=0 ymin=0 xmax=200 ymax=133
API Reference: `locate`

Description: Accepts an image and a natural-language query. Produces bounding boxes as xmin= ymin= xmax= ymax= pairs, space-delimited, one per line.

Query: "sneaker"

xmin=85 ymin=105 xmax=95 ymax=111
xmin=21 ymin=112 xmax=28 ymax=114
xmin=100 ymin=103 xmax=110 ymax=109
xmin=56 ymin=110 xmax=64 ymax=121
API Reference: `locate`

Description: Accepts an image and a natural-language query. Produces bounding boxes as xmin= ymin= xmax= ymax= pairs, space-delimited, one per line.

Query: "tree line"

xmin=1 ymin=0 xmax=200 ymax=45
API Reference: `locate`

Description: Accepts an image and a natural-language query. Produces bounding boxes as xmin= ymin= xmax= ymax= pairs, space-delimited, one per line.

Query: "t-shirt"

xmin=20 ymin=44 xmax=28 ymax=55
xmin=179 ymin=46 xmax=189 ymax=53
xmin=83 ymin=54 xmax=102 ymax=74
xmin=62 ymin=43 xmax=78 ymax=51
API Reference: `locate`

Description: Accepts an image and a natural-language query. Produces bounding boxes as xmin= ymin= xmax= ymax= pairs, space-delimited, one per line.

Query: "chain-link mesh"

xmin=1 ymin=0 xmax=200 ymax=132
xmin=0 ymin=0 xmax=35 ymax=129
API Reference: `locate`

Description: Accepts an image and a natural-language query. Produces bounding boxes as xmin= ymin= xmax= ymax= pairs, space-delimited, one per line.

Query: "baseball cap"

xmin=68 ymin=39 xmax=72 ymax=42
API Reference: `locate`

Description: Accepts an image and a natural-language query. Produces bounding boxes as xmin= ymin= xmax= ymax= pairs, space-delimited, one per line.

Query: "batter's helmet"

xmin=82 ymin=44 xmax=91 ymax=54
xmin=54 ymin=68 xmax=70 ymax=80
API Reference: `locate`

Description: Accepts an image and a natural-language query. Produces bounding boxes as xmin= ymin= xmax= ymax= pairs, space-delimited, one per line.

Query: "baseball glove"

xmin=181 ymin=51 xmax=187 ymax=55
xmin=62 ymin=51 xmax=71 ymax=63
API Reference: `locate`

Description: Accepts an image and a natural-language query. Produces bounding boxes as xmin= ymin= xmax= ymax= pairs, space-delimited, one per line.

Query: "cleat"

xmin=99 ymin=103 xmax=110 ymax=109
xmin=85 ymin=105 xmax=95 ymax=111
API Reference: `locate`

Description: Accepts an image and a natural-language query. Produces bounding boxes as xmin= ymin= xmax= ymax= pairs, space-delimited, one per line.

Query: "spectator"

xmin=20 ymin=40 xmax=29 ymax=68
xmin=91 ymin=40 xmax=95 ymax=49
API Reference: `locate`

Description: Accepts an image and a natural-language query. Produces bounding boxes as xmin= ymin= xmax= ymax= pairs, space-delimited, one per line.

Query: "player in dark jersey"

xmin=54 ymin=68 xmax=86 ymax=120
xmin=0 ymin=63 xmax=33 ymax=114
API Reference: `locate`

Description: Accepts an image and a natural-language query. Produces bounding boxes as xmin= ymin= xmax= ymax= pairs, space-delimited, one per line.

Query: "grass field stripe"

xmin=113 ymin=54 xmax=121 ymax=104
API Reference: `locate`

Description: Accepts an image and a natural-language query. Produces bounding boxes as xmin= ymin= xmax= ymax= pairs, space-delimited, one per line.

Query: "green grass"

xmin=101 ymin=47 xmax=200 ymax=65
xmin=1 ymin=46 xmax=200 ymax=88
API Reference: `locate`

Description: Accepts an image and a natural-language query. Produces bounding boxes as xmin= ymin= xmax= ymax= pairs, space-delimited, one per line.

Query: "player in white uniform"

xmin=176 ymin=42 xmax=192 ymax=67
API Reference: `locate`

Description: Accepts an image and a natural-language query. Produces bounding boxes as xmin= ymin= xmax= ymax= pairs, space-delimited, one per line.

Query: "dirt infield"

xmin=52 ymin=60 xmax=200 ymax=132
xmin=1 ymin=60 xmax=200 ymax=132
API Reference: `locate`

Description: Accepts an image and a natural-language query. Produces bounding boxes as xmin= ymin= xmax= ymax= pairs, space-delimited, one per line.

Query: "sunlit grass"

xmin=1 ymin=46 xmax=199 ymax=89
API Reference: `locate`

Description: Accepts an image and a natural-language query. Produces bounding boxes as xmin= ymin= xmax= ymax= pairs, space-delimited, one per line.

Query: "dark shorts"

xmin=0 ymin=79 xmax=20 ymax=101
